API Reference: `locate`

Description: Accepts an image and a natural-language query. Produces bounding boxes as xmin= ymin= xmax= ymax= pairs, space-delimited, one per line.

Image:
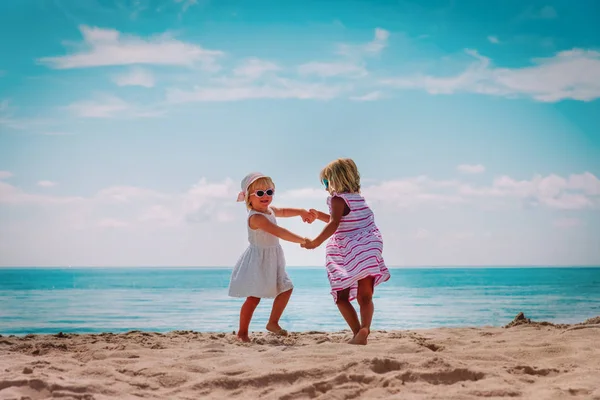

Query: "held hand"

xmin=300 ymin=238 xmax=310 ymax=248
xmin=309 ymin=209 xmax=319 ymax=220
xmin=301 ymin=209 xmax=316 ymax=224
xmin=302 ymin=238 xmax=319 ymax=250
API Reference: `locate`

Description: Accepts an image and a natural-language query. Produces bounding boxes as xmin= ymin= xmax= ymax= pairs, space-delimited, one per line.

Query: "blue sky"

xmin=0 ymin=0 xmax=599 ymax=267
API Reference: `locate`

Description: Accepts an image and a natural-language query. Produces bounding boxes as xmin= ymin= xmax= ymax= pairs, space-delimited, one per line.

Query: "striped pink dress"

xmin=325 ymin=192 xmax=390 ymax=302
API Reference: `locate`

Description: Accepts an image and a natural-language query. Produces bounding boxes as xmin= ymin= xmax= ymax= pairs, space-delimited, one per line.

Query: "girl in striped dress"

xmin=303 ymin=158 xmax=390 ymax=345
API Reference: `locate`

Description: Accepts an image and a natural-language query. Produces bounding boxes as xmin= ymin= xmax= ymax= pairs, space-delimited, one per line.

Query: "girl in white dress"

xmin=229 ymin=172 xmax=315 ymax=342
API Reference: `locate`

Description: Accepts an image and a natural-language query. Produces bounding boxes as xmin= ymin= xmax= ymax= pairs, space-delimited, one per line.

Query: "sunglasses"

xmin=322 ymin=179 xmax=329 ymax=190
xmin=251 ymin=188 xmax=275 ymax=197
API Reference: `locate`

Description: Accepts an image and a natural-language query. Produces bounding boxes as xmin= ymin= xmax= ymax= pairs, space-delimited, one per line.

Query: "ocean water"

xmin=1 ymin=267 xmax=599 ymax=335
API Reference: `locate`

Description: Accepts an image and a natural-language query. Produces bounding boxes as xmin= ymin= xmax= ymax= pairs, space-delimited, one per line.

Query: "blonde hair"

xmin=319 ymin=158 xmax=360 ymax=195
xmin=246 ymin=177 xmax=275 ymax=210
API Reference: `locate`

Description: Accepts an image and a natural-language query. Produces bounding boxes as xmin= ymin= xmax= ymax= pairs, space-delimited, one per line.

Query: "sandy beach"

xmin=1 ymin=314 xmax=599 ymax=400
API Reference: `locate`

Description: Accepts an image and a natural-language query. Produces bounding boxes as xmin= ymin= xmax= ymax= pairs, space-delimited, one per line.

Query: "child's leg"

xmin=266 ymin=288 xmax=292 ymax=335
xmin=238 ymin=296 xmax=261 ymax=342
xmin=350 ymin=276 xmax=375 ymax=345
xmin=336 ymin=288 xmax=361 ymax=336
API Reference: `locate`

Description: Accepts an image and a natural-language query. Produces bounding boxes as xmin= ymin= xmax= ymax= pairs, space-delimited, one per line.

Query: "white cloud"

xmin=66 ymin=95 xmax=164 ymax=118
xmin=216 ymin=211 xmax=235 ymax=222
xmin=350 ymin=91 xmax=383 ymax=101
xmin=459 ymin=172 xmax=600 ymax=210
xmin=338 ymin=27 xmax=390 ymax=57
xmin=113 ymin=67 xmax=155 ymax=87
xmin=0 ymin=181 xmax=82 ymax=205
xmin=567 ymin=171 xmax=600 ymax=195
xmin=279 ymin=188 xmax=326 ymax=200
xmin=487 ymin=36 xmax=500 ymax=44
xmin=233 ymin=58 xmax=280 ymax=79
xmin=96 ymin=186 xmax=167 ymax=203
xmin=38 ymin=25 xmax=223 ymax=71
xmin=98 ymin=218 xmax=129 ymax=228
xmin=362 ymin=176 xmax=466 ymax=208
xmin=542 ymin=194 xmax=592 ymax=210
xmin=415 ymin=228 xmax=431 ymax=239
xmin=95 ymin=179 xmax=238 ymax=227
xmin=38 ymin=180 xmax=57 ymax=188
xmin=449 ymin=232 xmax=475 ymax=241
xmin=457 ymin=164 xmax=485 ymax=174
xmin=298 ymin=62 xmax=367 ymax=78
xmin=139 ymin=205 xmax=178 ymax=225
xmin=382 ymin=48 xmax=600 ymax=102
xmin=281 ymin=172 xmax=600 ymax=211
xmin=371 ymin=28 xmax=391 ymax=51
xmin=13 ymin=171 xmax=586 ymax=219
xmin=0 ymin=171 xmax=13 ymax=179
xmin=553 ymin=217 xmax=583 ymax=228
xmin=3 ymin=172 xmax=598 ymax=225
xmin=67 ymin=96 xmax=129 ymax=118
xmin=166 ymin=78 xmax=343 ymax=103
xmin=293 ymin=27 xmax=387 ymax=85
xmin=2 ymin=172 xmax=599 ymax=266
xmin=494 ymin=50 xmax=600 ymax=102
xmin=0 ymin=178 xmax=238 ymax=231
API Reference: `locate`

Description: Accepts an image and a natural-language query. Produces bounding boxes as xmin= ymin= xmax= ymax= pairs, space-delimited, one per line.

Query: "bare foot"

xmin=266 ymin=322 xmax=288 ymax=336
xmin=349 ymin=328 xmax=369 ymax=345
xmin=236 ymin=333 xmax=251 ymax=343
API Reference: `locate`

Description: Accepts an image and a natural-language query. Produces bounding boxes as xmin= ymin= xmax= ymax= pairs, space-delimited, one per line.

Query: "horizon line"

xmin=1 ymin=265 xmax=599 ymax=269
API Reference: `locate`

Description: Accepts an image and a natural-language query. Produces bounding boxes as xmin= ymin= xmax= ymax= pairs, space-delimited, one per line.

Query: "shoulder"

xmin=248 ymin=212 xmax=271 ymax=230
xmin=329 ymin=195 xmax=349 ymax=213
xmin=327 ymin=192 xmax=345 ymax=202
xmin=330 ymin=195 xmax=347 ymax=204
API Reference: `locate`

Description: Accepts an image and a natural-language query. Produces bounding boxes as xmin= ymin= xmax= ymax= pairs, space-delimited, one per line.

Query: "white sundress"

xmin=228 ymin=208 xmax=294 ymax=298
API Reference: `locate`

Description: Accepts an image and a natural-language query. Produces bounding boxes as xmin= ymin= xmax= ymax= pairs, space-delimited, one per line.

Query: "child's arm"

xmin=304 ymin=197 xmax=345 ymax=249
xmin=271 ymin=207 xmax=315 ymax=223
xmin=249 ymin=214 xmax=307 ymax=244
xmin=309 ymin=208 xmax=330 ymax=223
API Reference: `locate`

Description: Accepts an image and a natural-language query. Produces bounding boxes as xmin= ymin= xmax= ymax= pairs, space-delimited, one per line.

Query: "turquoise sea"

xmin=1 ymin=267 xmax=599 ymax=335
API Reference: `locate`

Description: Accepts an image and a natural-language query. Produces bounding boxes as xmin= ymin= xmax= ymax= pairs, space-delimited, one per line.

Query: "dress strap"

xmin=247 ymin=208 xmax=274 ymax=219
